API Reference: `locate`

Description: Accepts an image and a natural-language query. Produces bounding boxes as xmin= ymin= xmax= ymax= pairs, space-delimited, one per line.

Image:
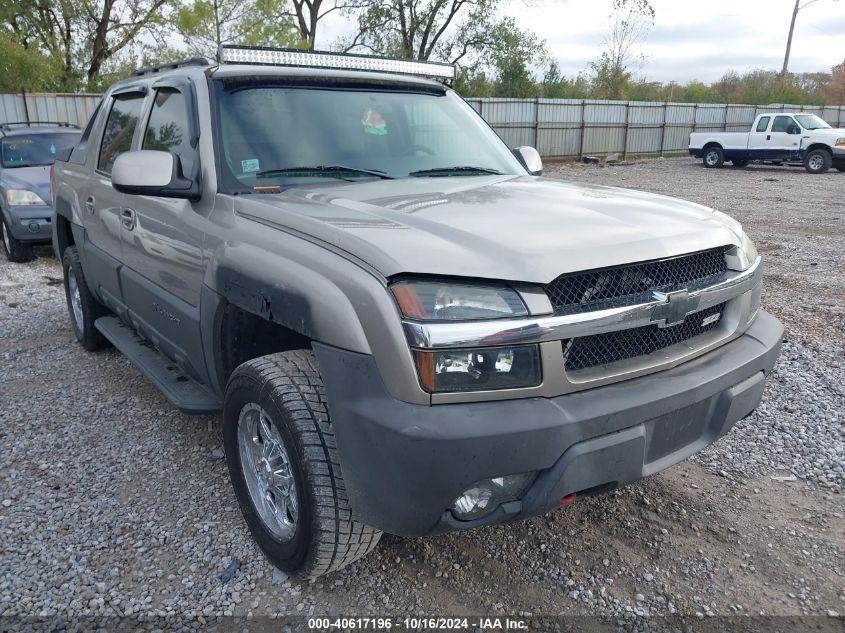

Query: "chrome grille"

xmin=563 ymin=303 xmax=726 ymax=371
xmin=544 ymin=247 xmax=729 ymax=315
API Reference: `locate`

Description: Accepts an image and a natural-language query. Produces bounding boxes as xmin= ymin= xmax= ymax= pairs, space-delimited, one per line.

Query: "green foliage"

xmin=0 ymin=33 xmax=65 ymax=91
xmin=175 ymin=0 xmax=302 ymax=58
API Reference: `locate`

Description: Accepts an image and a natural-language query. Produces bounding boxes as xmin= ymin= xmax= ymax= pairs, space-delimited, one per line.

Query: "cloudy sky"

xmin=319 ymin=0 xmax=845 ymax=82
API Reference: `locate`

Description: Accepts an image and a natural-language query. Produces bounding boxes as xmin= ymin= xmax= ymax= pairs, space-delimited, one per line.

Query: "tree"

xmin=1 ymin=0 xmax=172 ymax=89
xmin=588 ymin=0 xmax=654 ymax=99
xmin=823 ymin=60 xmax=845 ymax=104
xmin=0 ymin=32 xmax=63 ymax=91
xmin=175 ymin=0 xmax=300 ymax=58
xmin=343 ymin=0 xmax=507 ymax=63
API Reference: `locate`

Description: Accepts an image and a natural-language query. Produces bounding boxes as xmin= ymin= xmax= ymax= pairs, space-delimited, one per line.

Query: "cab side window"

xmin=98 ymin=93 xmax=144 ymax=173
xmin=755 ymin=116 xmax=770 ymax=132
xmin=143 ymin=88 xmax=196 ymax=175
xmin=771 ymin=116 xmax=795 ymax=133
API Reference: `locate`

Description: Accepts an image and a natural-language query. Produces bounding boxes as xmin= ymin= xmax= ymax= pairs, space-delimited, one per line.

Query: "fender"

xmin=205 ymin=240 xmax=373 ymax=356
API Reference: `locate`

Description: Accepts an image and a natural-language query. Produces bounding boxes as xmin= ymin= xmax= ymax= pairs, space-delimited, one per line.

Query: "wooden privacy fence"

xmin=2 ymin=91 xmax=843 ymax=160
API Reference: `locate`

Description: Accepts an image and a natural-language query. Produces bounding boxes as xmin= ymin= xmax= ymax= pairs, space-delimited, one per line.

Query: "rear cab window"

xmin=98 ymin=93 xmax=145 ymax=174
xmin=755 ymin=117 xmax=770 ymax=132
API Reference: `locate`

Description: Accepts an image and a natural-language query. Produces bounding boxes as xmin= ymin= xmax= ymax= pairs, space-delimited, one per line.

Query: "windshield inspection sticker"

xmin=362 ymin=109 xmax=388 ymax=135
xmin=241 ymin=158 xmax=260 ymax=173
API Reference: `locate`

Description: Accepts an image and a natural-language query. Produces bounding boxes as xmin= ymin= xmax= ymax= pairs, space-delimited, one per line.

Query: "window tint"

xmin=143 ymin=88 xmax=196 ymax=174
xmin=98 ymin=93 xmax=144 ymax=173
xmin=771 ymin=116 xmax=795 ymax=133
xmin=755 ymin=116 xmax=770 ymax=132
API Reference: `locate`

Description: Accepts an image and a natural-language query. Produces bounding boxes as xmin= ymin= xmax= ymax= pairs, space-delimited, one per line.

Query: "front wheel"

xmin=703 ymin=146 xmax=724 ymax=168
xmin=223 ymin=350 xmax=382 ymax=578
xmin=1 ymin=216 xmax=35 ymax=263
xmin=804 ymin=149 xmax=831 ymax=174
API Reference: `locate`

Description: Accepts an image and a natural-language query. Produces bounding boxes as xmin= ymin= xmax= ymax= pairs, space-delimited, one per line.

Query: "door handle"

xmin=766 ymin=135 xmax=771 ymax=141
xmin=85 ymin=196 xmax=95 ymax=213
xmin=121 ymin=207 xmax=136 ymax=231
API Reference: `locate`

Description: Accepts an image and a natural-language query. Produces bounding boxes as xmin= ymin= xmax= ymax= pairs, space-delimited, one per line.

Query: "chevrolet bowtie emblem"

xmin=650 ymin=290 xmax=700 ymax=328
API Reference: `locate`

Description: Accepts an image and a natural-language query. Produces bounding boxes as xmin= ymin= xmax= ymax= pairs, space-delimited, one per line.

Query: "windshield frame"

xmin=794 ymin=114 xmax=831 ymax=130
xmin=209 ymin=78 xmax=527 ymax=195
xmin=0 ymin=131 xmax=81 ymax=168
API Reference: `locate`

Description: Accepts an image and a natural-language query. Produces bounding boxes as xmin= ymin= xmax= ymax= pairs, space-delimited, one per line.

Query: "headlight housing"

xmin=414 ymin=345 xmax=542 ymax=393
xmin=6 ymin=189 xmax=47 ymax=206
xmin=835 ymin=137 xmax=845 ymax=147
xmin=740 ymin=230 xmax=758 ymax=263
xmin=391 ymin=280 xmax=528 ymax=320
xmin=392 ymin=280 xmax=541 ymax=393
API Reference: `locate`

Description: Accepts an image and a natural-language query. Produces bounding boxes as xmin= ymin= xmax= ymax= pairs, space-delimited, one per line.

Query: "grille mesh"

xmin=545 ymin=247 xmax=729 ymax=315
xmin=563 ymin=303 xmax=726 ymax=372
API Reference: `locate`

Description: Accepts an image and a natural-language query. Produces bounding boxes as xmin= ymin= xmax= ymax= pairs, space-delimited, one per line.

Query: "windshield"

xmin=794 ymin=114 xmax=831 ymax=130
xmin=213 ymin=82 xmax=526 ymax=191
xmin=0 ymin=132 xmax=80 ymax=168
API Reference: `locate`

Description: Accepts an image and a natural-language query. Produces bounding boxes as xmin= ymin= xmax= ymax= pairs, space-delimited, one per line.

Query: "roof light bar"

xmin=219 ymin=45 xmax=456 ymax=80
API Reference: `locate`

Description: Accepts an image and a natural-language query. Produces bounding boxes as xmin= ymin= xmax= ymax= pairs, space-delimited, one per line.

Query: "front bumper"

xmin=314 ymin=310 xmax=783 ymax=537
xmin=2 ymin=205 xmax=53 ymax=243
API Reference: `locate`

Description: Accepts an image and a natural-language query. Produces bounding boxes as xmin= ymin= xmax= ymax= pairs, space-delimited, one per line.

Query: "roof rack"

xmin=218 ymin=45 xmax=456 ymax=81
xmin=0 ymin=121 xmax=79 ymax=131
xmin=133 ymin=57 xmax=214 ymax=76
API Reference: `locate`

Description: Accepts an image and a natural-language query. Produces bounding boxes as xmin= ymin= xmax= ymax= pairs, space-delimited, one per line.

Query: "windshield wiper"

xmin=408 ymin=166 xmax=503 ymax=177
xmin=256 ymin=165 xmax=393 ymax=180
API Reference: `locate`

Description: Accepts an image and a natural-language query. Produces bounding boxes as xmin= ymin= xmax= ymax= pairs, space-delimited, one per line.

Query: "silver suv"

xmin=52 ymin=47 xmax=783 ymax=578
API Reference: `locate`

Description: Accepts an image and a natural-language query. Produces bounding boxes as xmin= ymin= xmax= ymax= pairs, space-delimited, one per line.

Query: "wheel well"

xmin=703 ymin=142 xmax=723 ymax=151
xmin=216 ymin=301 xmax=311 ymax=386
xmin=806 ymin=143 xmax=832 ymax=155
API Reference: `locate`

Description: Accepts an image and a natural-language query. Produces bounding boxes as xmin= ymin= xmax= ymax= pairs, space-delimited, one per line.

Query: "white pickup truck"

xmin=689 ymin=112 xmax=845 ymax=174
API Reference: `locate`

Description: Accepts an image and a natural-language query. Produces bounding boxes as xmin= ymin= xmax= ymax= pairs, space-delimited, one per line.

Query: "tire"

xmin=702 ymin=146 xmax=724 ymax=168
xmin=1 ymin=216 xmax=35 ymax=263
xmin=62 ymin=246 xmax=108 ymax=351
xmin=731 ymin=159 xmax=750 ymax=167
xmin=804 ymin=149 xmax=831 ymax=174
xmin=223 ymin=350 xmax=382 ymax=579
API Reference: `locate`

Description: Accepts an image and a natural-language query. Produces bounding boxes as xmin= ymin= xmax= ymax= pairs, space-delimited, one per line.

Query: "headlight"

xmin=6 ymin=189 xmax=47 ymax=206
xmin=741 ymin=230 xmax=758 ymax=263
xmin=391 ymin=280 xmax=528 ymax=320
xmin=414 ymin=345 xmax=542 ymax=393
xmin=392 ymin=280 xmax=538 ymax=393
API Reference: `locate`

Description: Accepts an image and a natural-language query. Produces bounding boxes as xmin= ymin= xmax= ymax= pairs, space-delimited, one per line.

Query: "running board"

xmin=95 ymin=316 xmax=222 ymax=415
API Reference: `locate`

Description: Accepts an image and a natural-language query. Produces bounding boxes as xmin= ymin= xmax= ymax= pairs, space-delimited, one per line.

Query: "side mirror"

xmin=788 ymin=125 xmax=801 ymax=135
xmin=513 ymin=146 xmax=543 ymax=175
xmin=112 ymin=150 xmax=200 ymax=200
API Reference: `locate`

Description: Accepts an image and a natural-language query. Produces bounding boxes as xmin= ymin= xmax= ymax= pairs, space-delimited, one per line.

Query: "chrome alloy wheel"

xmin=808 ymin=154 xmax=824 ymax=172
xmin=705 ymin=150 xmax=720 ymax=166
xmin=237 ymin=403 xmax=299 ymax=541
xmin=67 ymin=269 xmax=84 ymax=336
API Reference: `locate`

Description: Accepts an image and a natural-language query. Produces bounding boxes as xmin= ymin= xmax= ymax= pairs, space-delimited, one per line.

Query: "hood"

xmin=235 ymin=175 xmax=742 ymax=283
xmin=1 ymin=165 xmax=52 ymax=206
xmin=814 ymin=127 xmax=845 ymax=138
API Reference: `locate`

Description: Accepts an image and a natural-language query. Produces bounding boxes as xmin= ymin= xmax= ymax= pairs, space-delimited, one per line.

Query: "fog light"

xmin=450 ymin=472 xmax=536 ymax=521
xmin=28 ymin=222 xmax=40 ymax=233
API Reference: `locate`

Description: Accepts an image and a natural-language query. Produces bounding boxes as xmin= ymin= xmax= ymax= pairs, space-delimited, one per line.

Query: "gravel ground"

xmin=0 ymin=158 xmax=843 ymax=630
